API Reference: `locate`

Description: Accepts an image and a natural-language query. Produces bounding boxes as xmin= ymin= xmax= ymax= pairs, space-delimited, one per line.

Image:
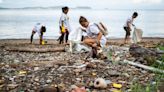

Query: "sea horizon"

xmin=0 ymin=9 xmax=164 ymax=39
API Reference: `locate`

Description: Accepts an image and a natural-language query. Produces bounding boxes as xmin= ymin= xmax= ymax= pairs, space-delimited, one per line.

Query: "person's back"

xmin=124 ymin=17 xmax=133 ymax=28
xmin=30 ymin=23 xmax=46 ymax=44
xmin=33 ymin=23 xmax=42 ymax=35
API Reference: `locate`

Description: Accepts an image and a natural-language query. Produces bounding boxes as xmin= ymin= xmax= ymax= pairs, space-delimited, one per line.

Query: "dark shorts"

xmin=124 ymin=27 xmax=131 ymax=36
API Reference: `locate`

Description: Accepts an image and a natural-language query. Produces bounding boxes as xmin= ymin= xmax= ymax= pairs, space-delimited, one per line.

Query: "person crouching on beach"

xmin=79 ymin=16 xmax=107 ymax=57
xmin=123 ymin=12 xmax=138 ymax=44
xmin=30 ymin=23 xmax=46 ymax=44
xmin=59 ymin=6 xmax=71 ymax=44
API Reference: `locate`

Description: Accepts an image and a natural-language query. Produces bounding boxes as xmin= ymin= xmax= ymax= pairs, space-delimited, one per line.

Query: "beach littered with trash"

xmin=0 ymin=38 xmax=164 ymax=92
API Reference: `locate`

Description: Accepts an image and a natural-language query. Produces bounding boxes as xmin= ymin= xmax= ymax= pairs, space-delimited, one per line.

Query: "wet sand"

xmin=0 ymin=37 xmax=163 ymax=45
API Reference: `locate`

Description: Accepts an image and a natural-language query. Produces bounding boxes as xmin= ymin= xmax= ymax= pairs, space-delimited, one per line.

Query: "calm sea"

xmin=0 ymin=9 xmax=164 ymax=39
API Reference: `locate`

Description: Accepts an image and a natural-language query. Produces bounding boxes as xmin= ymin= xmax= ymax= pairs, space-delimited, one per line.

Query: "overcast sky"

xmin=0 ymin=0 xmax=164 ymax=9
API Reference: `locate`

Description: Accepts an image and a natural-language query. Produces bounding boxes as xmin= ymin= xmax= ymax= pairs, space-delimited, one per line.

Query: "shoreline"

xmin=0 ymin=37 xmax=163 ymax=45
xmin=0 ymin=37 xmax=163 ymax=40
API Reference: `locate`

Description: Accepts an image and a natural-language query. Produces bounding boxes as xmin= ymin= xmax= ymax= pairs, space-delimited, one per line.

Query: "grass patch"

xmin=130 ymin=45 xmax=164 ymax=92
xmin=158 ymin=46 xmax=164 ymax=51
xmin=130 ymin=82 xmax=158 ymax=92
xmin=130 ymin=69 xmax=164 ymax=92
xmin=130 ymin=53 xmax=164 ymax=92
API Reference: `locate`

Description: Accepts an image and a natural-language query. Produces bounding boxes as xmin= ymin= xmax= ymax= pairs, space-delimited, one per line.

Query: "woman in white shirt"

xmin=79 ymin=16 xmax=107 ymax=58
xmin=79 ymin=16 xmax=106 ymax=48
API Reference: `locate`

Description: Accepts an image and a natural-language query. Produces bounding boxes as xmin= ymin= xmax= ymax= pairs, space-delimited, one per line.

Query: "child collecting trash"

xmin=58 ymin=6 xmax=71 ymax=44
xmin=30 ymin=23 xmax=46 ymax=45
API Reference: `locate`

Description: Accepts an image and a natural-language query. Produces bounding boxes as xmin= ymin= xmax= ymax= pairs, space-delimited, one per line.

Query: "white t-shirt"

xmin=86 ymin=23 xmax=107 ymax=47
xmin=124 ymin=17 xmax=133 ymax=27
xmin=59 ymin=13 xmax=71 ymax=32
xmin=33 ymin=23 xmax=44 ymax=36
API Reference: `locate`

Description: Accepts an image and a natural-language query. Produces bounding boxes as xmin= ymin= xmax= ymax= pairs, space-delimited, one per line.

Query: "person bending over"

xmin=30 ymin=23 xmax=46 ymax=44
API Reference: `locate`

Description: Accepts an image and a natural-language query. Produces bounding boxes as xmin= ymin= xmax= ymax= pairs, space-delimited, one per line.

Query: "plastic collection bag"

xmin=69 ymin=27 xmax=91 ymax=53
xmin=68 ymin=27 xmax=83 ymax=43
xmin=132 ymin=28 xmax=143 ymax=43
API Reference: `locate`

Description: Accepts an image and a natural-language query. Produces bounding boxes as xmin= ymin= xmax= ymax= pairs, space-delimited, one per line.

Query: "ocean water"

xmin=0 ymin=9 xmax=164 ymax=39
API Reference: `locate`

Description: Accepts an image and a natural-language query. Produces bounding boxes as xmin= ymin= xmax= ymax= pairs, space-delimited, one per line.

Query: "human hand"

xmin=92 ymin=43 xmax=97 ymax=48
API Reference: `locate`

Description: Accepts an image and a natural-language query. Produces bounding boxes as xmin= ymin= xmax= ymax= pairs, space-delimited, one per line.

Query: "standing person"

xmin=79 ymin=16 xmax=107 ymax=58
xmin=30 ymin=23 xmax=46 ymax=44
xmin=59 ymin=6 xmax=71 ymax=44
xmin=123 ymin=12 xmax=138 ymax=44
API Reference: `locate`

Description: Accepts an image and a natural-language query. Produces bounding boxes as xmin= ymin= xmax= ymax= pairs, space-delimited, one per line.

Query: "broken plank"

xmin=122 ymin=60 xmax=164 ymax=74
xmin=5 ymin=47 xmax=65 ymax=52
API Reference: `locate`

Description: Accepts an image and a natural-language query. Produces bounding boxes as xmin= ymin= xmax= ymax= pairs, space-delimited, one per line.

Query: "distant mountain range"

xmin=0 ymin=6 xmax=92 ymax=10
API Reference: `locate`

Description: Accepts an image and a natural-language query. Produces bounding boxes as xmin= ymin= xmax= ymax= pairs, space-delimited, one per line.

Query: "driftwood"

xmin=58 ymin=64 xmax=87 ymax=70
xmin=24 ymin=60 xmax=68 ymax=67
xmin=0 ymin=60 xmax=68 ymax=68
xmin=122 ymin=60 xmax=164 ymax=74
xmin=5 ymin=47 xmax=65 ymax=52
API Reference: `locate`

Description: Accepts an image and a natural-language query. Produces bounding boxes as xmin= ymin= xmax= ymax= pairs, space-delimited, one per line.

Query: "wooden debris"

xmin=5 ymin=47 xmax=65 ymax=52
xmin=122 ymin=60 xmax=164 ymax=74
xmin=0 ymin=61 xmax=68 ymax=68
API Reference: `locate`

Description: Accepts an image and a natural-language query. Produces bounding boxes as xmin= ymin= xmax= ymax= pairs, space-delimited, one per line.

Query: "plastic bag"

xmin=68 ymin=27 xmax=83 ymax=42
xmin=132 ymin=28 xmax=143 ymax=43
xmin=69 ymin=27 xmax=91 ymax=53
